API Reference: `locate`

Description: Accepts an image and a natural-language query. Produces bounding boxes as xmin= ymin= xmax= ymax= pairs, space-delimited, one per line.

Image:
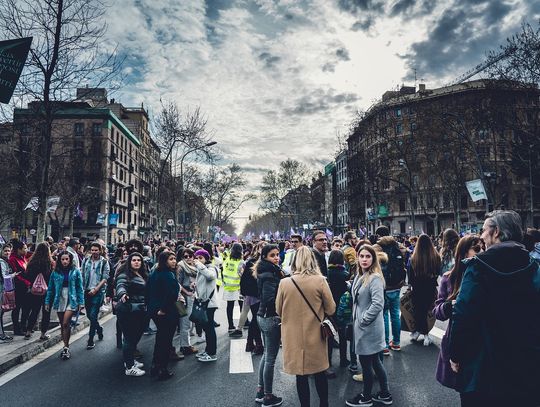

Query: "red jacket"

xmin=8 ymin=253 xmax=30 ymax=288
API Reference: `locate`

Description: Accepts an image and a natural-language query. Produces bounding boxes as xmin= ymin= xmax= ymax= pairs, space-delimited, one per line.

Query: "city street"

xmin=0 ymin=300 xmax=458 ymax=407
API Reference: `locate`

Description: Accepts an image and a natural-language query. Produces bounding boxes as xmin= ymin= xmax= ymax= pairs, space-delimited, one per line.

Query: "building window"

xmin=396 ymin=123 xmax=403 ymax=135
xmin=410 ymin=122 xmax=417 ymax=132
xmin=74 ymin=122 xmax=84 ymax=136
xmin=92 ymin=123 xmax=101 ymax=137
xmin=461 ymin=194 xmax=469 ymax=209
xmin=399 ymin=198 xmax=406 ymax=212
xmin=395 ymin=107 xmax=402 ymax=118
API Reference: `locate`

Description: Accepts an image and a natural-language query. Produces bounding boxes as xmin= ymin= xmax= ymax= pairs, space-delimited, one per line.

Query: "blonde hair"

xmin=357 ymin=244 xmax=386 ymax=287
xmin=291 ymin=246 xmax=322 ymax=276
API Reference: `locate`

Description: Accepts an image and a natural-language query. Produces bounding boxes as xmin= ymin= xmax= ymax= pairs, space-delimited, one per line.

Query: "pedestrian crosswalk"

xmin=229 ymin=339 xmax=254 ymax=374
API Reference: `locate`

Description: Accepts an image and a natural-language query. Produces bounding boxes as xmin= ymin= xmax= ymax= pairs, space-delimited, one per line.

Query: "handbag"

xmin=400 ymin=286 xmax=436 ymax=332
xmin=3 ymin=274 xmax=14 ymax=292
xmin=175 ymin=300 xmax=187 ymax=317
xmin=189 ymin=290 xmax=215 ymax=325
xmin=1 ymin=290 xmax=16 ymax=311
xmin=290 ymin=277 xmax=339 ymax=343
xmin=31 ymin=273 xmax=48 ymax=296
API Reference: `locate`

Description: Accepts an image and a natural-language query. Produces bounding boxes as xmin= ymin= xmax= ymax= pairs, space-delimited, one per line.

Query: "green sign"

xmin=377 ymin=205 xmax=389 ymax=217
xmin=0 ymin=37 xmax=32 ymax=104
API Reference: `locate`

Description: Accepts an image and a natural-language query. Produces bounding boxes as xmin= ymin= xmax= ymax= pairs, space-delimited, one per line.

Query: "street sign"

xmin=167 ymin=219 xmax=175 ymax=226
xmin=29 ymin=229 xmax=36 ymax=235
xmin=117 ymin=230 xmax=124 ymax=236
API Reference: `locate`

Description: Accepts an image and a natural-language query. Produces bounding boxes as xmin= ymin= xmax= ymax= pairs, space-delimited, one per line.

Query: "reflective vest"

xmin=222 ymin=258 xmax=241 ymax=292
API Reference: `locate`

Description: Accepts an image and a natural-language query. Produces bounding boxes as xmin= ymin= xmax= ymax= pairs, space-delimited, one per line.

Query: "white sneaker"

xmin=125 ymin=365 xmax=145 ymax=376
xmin=134 ymin=360 xmax=144 ymax=369
xmin=196 ymin=350 xmax=207 ymax=358
xmin=198 ymin=354 xmax=217 ymax=362
xmin=410 ymin=331 xmax=420 ymax=341
xmin=423 ymin=335 xmax=432 ymax=346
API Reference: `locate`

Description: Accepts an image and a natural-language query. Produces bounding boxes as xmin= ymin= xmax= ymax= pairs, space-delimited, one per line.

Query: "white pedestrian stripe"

xmin=229 ymin=339 xmax=254 ymax=374
xmin=233 ymin=306 xmax=241 ymax=321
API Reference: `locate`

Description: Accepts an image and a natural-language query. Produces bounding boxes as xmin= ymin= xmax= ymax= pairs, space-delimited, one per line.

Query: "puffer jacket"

xmin=257 ymin=260 xmax=283 ymax=318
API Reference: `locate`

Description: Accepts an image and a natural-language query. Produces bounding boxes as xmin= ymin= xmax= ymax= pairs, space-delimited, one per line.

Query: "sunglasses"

xmin=183 ymin=254 xmax=193 ymax=259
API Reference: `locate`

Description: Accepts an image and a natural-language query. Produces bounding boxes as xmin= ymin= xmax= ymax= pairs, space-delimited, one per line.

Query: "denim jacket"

xmin=45 ymin=267 xmax=85 ymax=310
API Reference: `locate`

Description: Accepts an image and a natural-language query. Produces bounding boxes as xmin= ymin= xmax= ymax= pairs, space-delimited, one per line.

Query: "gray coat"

xmin=352 ymin=273 xmax=386 ymax=356
xmin=195 ymin=262 xmax=219 ymax=309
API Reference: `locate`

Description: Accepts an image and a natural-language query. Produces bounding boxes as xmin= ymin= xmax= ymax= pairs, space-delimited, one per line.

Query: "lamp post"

xmin=86 ymin=185 xmax=109 ymax=244
xmin=179 ymin=141 xmax=217 ymax=241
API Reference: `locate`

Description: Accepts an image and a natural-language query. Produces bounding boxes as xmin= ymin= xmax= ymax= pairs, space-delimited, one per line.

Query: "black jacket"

xmin=240 ymin=258 xmax=259 ymax=297
xmin=313 ymin=249 xmax=328 ymax=277
xmin=257 ymin=260 xmax=283 ymax=318
xmin=146 ymin=268 xmax=180 ymax=318
xmin=449 ymin=241 xmax=540 ymax=400
xmin=377 ymin=236 xmax=406 ymax=290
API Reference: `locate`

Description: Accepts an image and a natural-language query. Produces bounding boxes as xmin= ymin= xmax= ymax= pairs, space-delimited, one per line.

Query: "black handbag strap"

xmin=290 ymin=277 xmax=322 ymax=323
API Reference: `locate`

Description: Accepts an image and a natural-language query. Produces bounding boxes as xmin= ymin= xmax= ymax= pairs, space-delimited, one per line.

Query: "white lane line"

xmin=233 ymin=306 xmax=241 ymax=321
xmin=429 ymin=326 xmax=445 ymax=340
xmin=229 ymin=339 xmax=254 ymax=374
xmin=0 ymin=313 xmax=114 ymax=387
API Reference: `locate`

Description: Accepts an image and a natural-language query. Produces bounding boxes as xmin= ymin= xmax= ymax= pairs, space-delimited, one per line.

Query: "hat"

xmin=194 ymin=249 xmax=210 ymax=261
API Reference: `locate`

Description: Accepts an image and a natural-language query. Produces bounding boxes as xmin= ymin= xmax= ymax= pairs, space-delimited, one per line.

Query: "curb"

xmin=0 ymin=309 xmax=112 ymax=376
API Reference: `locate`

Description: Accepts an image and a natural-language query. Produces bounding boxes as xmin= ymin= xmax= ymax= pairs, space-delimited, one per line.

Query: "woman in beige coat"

xmin=276 ymin=246 xmax=336 ymax=407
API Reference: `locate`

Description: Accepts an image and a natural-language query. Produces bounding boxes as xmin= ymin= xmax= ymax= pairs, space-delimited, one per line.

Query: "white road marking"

xmin=0 ymin=313 xmax=114 ymax=387
xmin=229 ymin=339 xmax=254 ymax=374
xmin=429 ymin=326 xmax=446 ymax=340
xmin=233 ymin=306 xmax=241 ymax=321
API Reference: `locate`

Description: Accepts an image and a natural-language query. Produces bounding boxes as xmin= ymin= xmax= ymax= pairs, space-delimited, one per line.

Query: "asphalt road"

xmin=0 ymin=301 xmax=459 ymax=407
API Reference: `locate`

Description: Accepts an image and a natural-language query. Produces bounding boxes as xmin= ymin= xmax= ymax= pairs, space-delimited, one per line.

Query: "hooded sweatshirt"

xmin=449 ymin=241 xmax=540 ymax=397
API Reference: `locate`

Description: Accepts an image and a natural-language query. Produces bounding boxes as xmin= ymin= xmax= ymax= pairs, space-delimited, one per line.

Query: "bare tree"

xmin=197 ymin=164 xmax=255 ymax=235
xmin=154 ymin=100 xmax=216 ymax=231
xmin=260 ymin=158 xmax=312 ymax=228
xmin=0 ymin=0 xmax=124 ymax=240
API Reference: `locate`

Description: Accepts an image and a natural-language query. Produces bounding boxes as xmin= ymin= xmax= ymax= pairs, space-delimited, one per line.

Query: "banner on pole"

xmin=46 ymin=196 xmax=60 ymax=213
xmin=465 ymin=179 xmax=488 ymax=202
xmin=0 ymin=37 xmax=32 ymax=104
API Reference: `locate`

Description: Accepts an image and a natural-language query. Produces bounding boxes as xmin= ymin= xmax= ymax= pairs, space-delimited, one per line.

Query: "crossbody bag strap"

xmin=290 ymin=277 xmax=322 ymax=323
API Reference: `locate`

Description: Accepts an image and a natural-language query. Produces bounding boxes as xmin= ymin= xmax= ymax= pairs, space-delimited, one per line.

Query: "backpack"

xmin=383 ymin=244 xmax=406 ymax=289
xmin=31 ymin=273 xmax=48 ymax=296
xmin=336 ymin=290 xmax=352 ymax=327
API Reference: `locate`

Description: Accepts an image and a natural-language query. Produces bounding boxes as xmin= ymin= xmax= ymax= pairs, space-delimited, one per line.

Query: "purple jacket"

xmin=433 ymin=274 xmax=457 ymax=389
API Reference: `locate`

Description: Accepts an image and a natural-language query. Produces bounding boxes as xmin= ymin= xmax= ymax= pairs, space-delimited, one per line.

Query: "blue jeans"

xmin=85 ymin=291 xmax=104 ymax=340
xmin=257 ymin=315 xmax=281 ymax=395
xmin=383 ymin=290 xmax=401 ymax=347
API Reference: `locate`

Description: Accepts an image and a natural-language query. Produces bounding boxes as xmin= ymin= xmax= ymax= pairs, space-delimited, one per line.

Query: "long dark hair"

xmin=27 ymin=242 xmax=54 ymax=275
xmin=447 ymin=235 xmax=482 ymax=301
xmin=203 ymin=242 xmax=215 ymax=260
xmin=328 ymin=249 xmax=345 ymax=266
xmin=158 ymin=251 xmax=176 ymax=272
xmin=126 ymin=252 xmax=148 ymax=281
xmin=253 ymin=244 xmax=280 ymax=279
xmin=230 ymin=243 xmax=243 ymax=260
xmin=440 ymin=228 xmax=460 ymax=264
xmin=55 ymin=250 xmax=74 ymax=272
xmin=410 ymin=234 xmax=441 ymax=278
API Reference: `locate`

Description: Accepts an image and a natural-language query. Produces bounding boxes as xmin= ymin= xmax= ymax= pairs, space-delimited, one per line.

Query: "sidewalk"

xmin=0 ymin=306 xmax=112 ymax=375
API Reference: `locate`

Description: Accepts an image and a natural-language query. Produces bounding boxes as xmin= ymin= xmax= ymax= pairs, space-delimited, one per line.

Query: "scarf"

xmin=178 ymin=260 xmax=198 ymax=278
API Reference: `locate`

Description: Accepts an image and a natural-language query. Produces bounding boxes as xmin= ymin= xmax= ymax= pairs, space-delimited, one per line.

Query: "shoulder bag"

xmin=189 ymin=290 xmax=215 ymax=325
xmin=290 ymin=277 xmax=339 ymax=343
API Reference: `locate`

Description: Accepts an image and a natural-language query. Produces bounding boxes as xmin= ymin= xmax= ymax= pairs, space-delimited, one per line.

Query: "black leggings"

xmin=247 ymin=303 xmax=262 ymax=344
xmin=226 ymin=300 xmax=243 ymax=329
xmin=358 ymin=353 xmax=389 ymax=398
xmin=296 ymin=371 xmax=328 ymax=407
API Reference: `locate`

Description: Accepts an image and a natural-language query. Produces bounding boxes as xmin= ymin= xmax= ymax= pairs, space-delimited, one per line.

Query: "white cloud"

xmin=103 ymin=0 xmax=534 ymax=232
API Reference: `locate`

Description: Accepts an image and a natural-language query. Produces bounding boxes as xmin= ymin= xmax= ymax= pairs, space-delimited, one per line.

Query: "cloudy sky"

xmin=105 ymin=0 xmax=539 ymax=231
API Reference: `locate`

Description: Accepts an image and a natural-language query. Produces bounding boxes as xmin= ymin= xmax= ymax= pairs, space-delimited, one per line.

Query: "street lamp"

xmin=179 ymin=141 xmax=217 ymax=241
xmin=86 ymin=185 xmax=110 ymax=244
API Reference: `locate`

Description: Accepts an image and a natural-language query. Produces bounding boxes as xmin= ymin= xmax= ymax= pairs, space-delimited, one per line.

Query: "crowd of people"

xmin=0 ymin=210 xmax=539 ymax=406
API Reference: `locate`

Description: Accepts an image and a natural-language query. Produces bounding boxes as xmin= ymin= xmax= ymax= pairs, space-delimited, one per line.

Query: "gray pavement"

xmin=0 ymin=301 xmax=459 ymax=407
